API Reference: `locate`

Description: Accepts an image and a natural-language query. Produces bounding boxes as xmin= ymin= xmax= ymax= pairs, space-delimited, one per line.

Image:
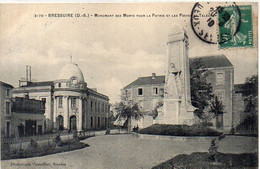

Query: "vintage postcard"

xmin=0 ymin=2 xmax=258 ymax=169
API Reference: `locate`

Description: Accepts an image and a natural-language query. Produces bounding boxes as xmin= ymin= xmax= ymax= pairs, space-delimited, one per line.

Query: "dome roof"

xmin=57 ymin=62 xmax=84 ymax=82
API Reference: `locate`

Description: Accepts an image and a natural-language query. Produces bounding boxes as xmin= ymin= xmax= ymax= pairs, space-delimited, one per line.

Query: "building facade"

xmin=122 ymin=55 xmax=235 ymax=131
xmin=191 ymin=55 xmax=234 ymax=131
xmin=13 ymin=62 xmax=110 ymax=133
xmin=232 ymin=84 xmax=253 ymax=128
xmin=11 ymin=97 xmax=45 ymax=137
xmin=121 ymin=73 xmax=165 ymax=128
xmin=0 ymin=81 xmax=14 ymax=137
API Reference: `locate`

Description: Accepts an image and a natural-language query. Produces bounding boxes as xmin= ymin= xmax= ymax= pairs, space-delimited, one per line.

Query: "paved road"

xmin=1 ymin=134 xmax=257 ymax=169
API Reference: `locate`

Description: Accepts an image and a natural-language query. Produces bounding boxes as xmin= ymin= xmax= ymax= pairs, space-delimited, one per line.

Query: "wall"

xmin=86 ymin=93 xmax=110 ymax=130
xmin=11 ymin=112 xmax=45 ymax=137
xmin=206 ymin=67 xmax=234 ymax=131
xmin=0 ymin=84 xmax=13 ymax=137
xmin=123 ymin=83 xmax=164 ymax=112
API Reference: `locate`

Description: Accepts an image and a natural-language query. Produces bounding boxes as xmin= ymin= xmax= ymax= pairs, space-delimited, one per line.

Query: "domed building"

xmin=13 ymin=61 xmax=110 ymax=133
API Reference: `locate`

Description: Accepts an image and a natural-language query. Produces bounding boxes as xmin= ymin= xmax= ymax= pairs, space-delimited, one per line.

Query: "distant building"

xmin=0 ymin=81 xmax=45 ymax=138
xmin=121 ymin=55 xmax=235 ymax=131
xmin=11 ymin=97 xmax=45 ymax=137
xmin=13 ymin=61 xmax=110 ymax=133
xmin=121 ymin=73 xmax=165 ymax=128
xmin=0 ymin=81 xmax=14 ymax=137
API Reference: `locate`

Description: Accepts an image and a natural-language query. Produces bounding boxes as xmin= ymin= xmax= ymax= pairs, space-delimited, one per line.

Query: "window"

xmin=98 ymin=117 xmax=100 ymax=128
xmin=153 ymin=87 xmax=158 ymax=95
xmin=58 ymin=97 xmax=63 ymax=108
xmin=91 ymin=117 xmax=93 ymax=127
xmin=91 ymin=101 xmax=93 ymax=110
xmin=215 ymin=90 xmax=225 ymax=102
xmin=216 ymin=72 xmax=225 ymax=85
xmin=41 ymin=98 xmax=46 ymax=108
xmin=124 ymin=89 xmax=132 ymax=100
xmin=138 ymin=88 xmax=143 ymax=96
xmin=71 ymin=98 xmax=77 ymax=108
xmin=6 ymin=122 xmax=10 ymax=137
xmin=6 ymin=89 xmax=10 ymax=97
xmin=95 ymin=102 xmax=97 ymax=112
xmin=6 ymin=102 xmax=10 ymax=115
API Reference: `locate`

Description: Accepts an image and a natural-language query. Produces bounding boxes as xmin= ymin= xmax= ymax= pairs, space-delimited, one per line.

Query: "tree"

xmin=190 ymin=58 xmax=214 ymax=120
xmin=242 ymin=75 xmax=258 ymax=114
xmin=237 ymin=75 xmax=258 ymax=133
xmin=209 ymin=96 xmax=225 ymax=129
xmin=114 ymin=101 xmax=144 ymax=133
xmin=152 ymin=100 xmax=164 ymax=119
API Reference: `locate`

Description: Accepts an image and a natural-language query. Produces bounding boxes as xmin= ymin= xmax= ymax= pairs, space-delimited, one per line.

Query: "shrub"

xmin=1 ymin=140 xmax=10 ymax=154
xmin=28 ymin=139 xmax=38 ymax=149
xmin=53 ymin=133 xmax=62 ymax=147
xmin=1 ymin=139 xmax=89 ymax=160
xmin=138 ymin=124 xmax=221 ymax=136
xmin=73 ymin=131 xmax=79 ymax=142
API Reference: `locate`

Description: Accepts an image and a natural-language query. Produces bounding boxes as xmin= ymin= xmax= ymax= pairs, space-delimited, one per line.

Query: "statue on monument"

xmin=165 ymin=62 xmax=182 ymax=99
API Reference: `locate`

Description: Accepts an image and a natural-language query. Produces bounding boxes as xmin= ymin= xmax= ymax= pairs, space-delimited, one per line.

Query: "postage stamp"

xmin=218 ymin=5 xmax=253 ymax=48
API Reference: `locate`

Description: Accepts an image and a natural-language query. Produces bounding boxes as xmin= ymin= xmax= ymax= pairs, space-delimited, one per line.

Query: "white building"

xmin=13 ymin=61 xmax=110 ymax=133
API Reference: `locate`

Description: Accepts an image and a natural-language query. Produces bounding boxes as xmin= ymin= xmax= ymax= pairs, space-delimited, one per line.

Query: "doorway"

xmin=25 ymin=120 xmax=36 ymax=136
xmin=57 ymin=115 xmax=64 ymax=131
xmin=70 ymin=115 xmax=77 ymax=131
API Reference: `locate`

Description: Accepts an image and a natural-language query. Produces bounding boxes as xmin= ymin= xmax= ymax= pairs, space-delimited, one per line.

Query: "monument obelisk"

xmin=155 ymin=25 xmax=195 ymax=125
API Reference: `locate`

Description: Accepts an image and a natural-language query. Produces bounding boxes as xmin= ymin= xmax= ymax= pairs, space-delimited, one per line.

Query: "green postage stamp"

xmin=218 ymin=5 xmax=253 ymax=48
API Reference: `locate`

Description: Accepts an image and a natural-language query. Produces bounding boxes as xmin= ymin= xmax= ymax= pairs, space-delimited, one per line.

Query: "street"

xmin=1 ymin=134 xmax=257 ymax=169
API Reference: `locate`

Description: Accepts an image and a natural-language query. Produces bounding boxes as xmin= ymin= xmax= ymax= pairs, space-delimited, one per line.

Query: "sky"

xmin=0 ymin=3 xmax=258 ymax=103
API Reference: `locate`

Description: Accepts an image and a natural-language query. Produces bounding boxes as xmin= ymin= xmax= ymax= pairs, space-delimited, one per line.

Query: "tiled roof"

xmin=124 ymin=75 xmax=165 ymax=89
xmin=190 ymin=54 xmax=233 ymax=68
xmin=21 ymin=81 xmax=54 ymax=87
xmin=124 ymin=55 xmax=233 ymax=88
xmin=0 ymin=81 xmax=14 ymax=88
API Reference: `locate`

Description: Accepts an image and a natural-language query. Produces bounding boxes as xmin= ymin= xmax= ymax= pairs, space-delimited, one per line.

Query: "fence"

xmin=1 ymin=130 xmax=95 ymax=150
xmin=236 ymin=125 xmax=258 ymax=135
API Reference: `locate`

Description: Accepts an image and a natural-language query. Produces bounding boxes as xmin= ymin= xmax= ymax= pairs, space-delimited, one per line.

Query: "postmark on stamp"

xmin=191 ymin=2 xmax=221 ymax=44
xmin=219 ymin=5 xmax=253 ymax=48
xmin=190 ymin=2 xmax=253 ymax=48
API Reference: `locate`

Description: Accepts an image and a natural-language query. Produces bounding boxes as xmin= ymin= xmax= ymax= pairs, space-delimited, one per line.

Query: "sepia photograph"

xmin=0 ymin=2 xmax=258 ymax=169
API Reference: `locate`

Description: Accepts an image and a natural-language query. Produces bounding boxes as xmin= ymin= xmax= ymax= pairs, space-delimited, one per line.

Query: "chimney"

xmin=29 ymin=66 xmax=31 ymax=82
xmin=26 ymin=65 xmax=28 ymax=81
xmin=152 ymin=73 xmax=156 ymax=79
